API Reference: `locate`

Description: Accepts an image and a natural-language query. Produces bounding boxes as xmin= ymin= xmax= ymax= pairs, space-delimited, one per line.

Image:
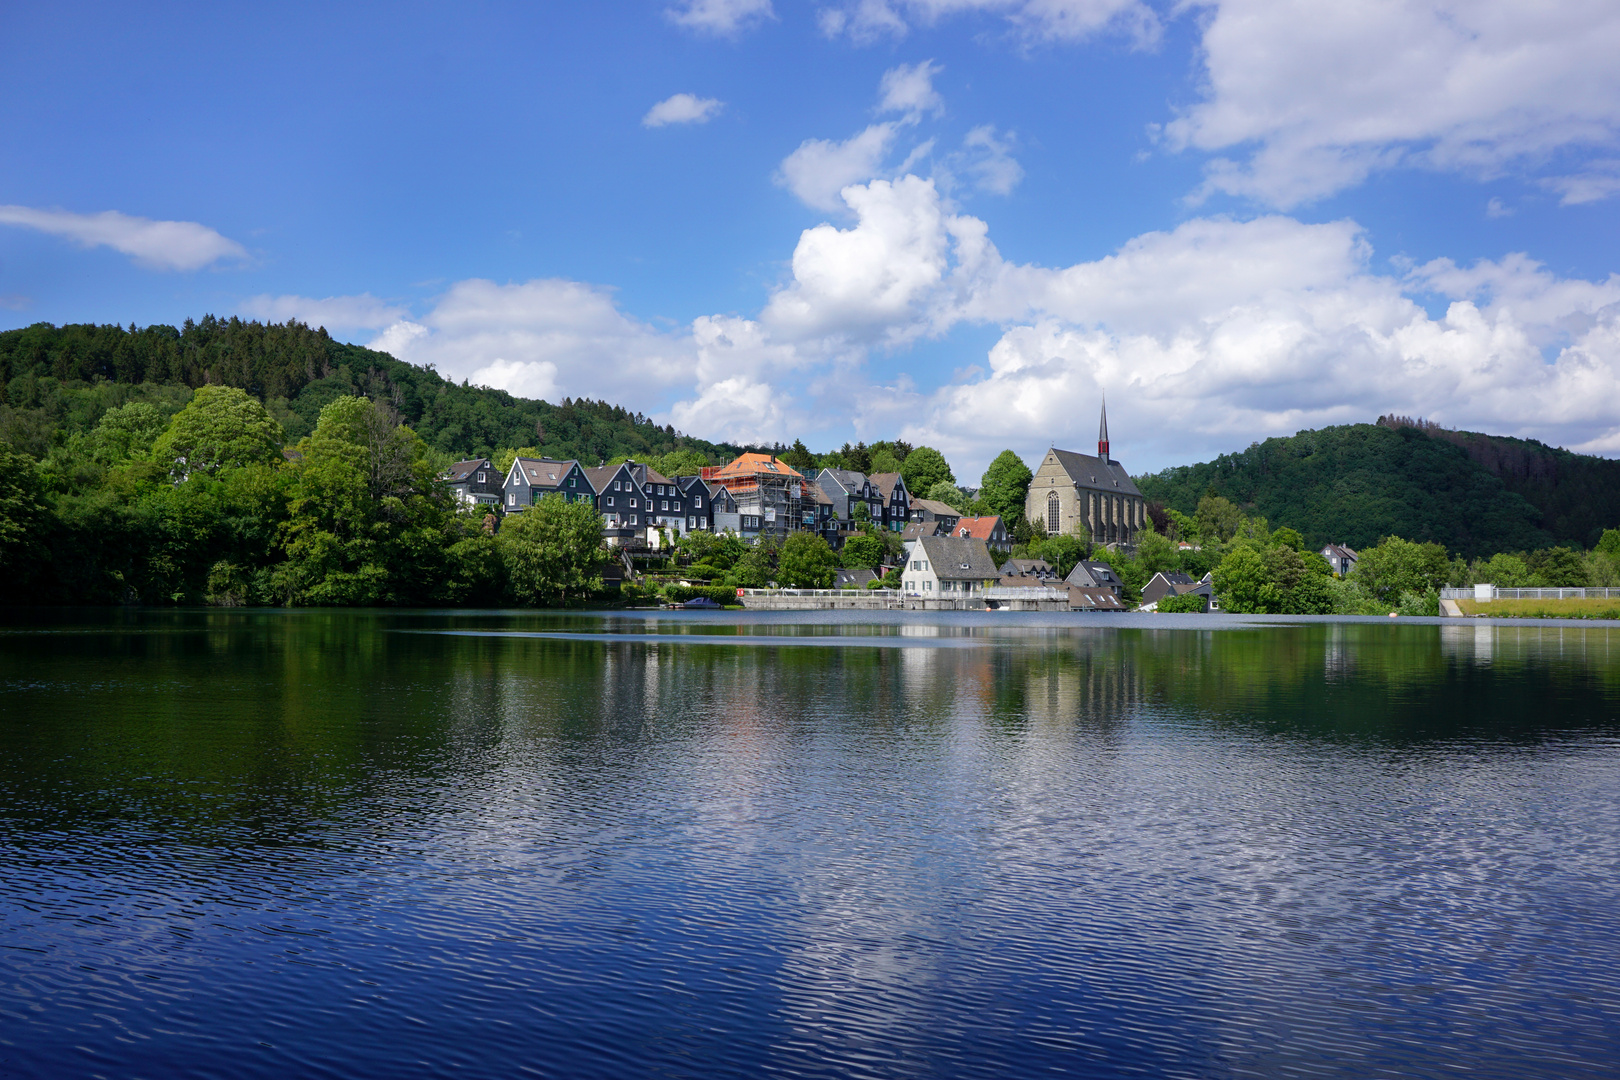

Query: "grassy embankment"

xmin=1458 ymin=598 xmax=1620 ymax=620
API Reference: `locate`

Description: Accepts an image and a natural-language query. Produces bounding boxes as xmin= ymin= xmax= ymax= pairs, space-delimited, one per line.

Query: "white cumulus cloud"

xmin=777 ymin=123 xmax=902 ymax=212
xmin=666 ymin=0 xmax=773 ymax=35
xmin=643 ymin=93 xmax=725 ymax=128
xmin=240 ymin=293 xmax=408 ymax=330
xmin=366 ymin=279 xmax=697 ymax=407
xmin=818 ymin=0 xmax=1158 ymax=45
xmin=878 ymin=60 xmax=945 ymax=119
xmin=1166 ymin=0 xmax=1620 ymax=207
xmin=0 ymin=204 xmax=246 ymax=271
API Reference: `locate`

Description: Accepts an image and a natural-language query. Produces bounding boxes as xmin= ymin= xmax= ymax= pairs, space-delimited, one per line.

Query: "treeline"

xmin=0 ymin=319 xmax=737 ymax=466
xmin=1135 ymin=421 xmax=1620 ymax=557
xmin=0 ymin=388 xmax=608 ymax=606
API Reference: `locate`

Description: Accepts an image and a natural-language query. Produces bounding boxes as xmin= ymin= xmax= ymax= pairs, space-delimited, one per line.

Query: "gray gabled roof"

xmin=510 ymin=457 xmax=582 ymax=490
xmin=914 ymin=535 xmax=998 ymax=580
xmin=444 ymin=458 xmax=491 ymax=483
xmin=911 ymin=498 xmax=960 ymax=518
xmin=1048 ymin=448 xmax=1142 ymax=497
xmin=816 ymin=468 xmax=869 ymax=496
xmin=1066 ymin=559 xmax=1123 ymax=588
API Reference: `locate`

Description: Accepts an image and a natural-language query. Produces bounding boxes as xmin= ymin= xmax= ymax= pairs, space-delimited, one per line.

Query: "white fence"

xmin=1442 ymin=586 xmax=1620 ymax=601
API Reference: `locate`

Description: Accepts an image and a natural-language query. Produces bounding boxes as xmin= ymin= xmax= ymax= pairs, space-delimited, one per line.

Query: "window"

xmin=507 ymin=493 xmax=515 ymax=506
xmin=1047 ymin=492 xmax=1061 ymax=533
xmin=630 ymin=515 xmax=638 ymax=525
xmin=630 ymin=499 xmax=638 ymax=508
xmin=614 ymin=481 xmax=621 ymax=491
xmin=661 ymin=500 xmax=668 ymax=510
xmin=924 ymin=581 xmax=932 ymax=591
xmin=694 ymin=497 xmax=702 ymax=507
xmin=477 ymin=471 xmax=486 ymax=483
xmin=606 ymin=497 xmax=614 ymax=506
xmin=569 ymin=478 xmax=575 ymax=488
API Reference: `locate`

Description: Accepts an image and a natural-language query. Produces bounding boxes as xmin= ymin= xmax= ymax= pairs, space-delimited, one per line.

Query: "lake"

xmin=2 ymin=608 xmax=1618 ymax=1079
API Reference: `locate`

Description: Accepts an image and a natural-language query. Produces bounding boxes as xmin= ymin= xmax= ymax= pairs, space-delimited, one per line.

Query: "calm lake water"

xmin=3 ymin=608 xmax=1619 ymax=1080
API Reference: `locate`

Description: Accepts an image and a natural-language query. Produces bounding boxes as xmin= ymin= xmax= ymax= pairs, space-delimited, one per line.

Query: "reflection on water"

xmin=2 ymin=609 xmax=1619 ymax=1079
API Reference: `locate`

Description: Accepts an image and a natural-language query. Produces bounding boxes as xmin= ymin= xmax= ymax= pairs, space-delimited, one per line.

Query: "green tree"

xmin=151 ymin=385 xmax=284 ymax=480
xmin=1596 ymin=529 xmax=1620 ymax=557
xmin=841 ymin=533 xmax=887 ymax=570
xmin=781 ymin=439 xmax=816 ymax=471
xmin=730 ymin=539 xmax=778 ymax=588
xmin=1350 ymin=536 xmax=1451 ymax=603
xmin=1270 ymin=526 xmax=1305 ymax=550
xmin=1522 ymin=546 xmax=1590 ymax=587
xmin=1135 ymin=530 xmax=1179 ymax=576
xmin=499 ymin=495 xmax=605 ymax=605
xmin=277 ymin=396 xmax=451 ymax=605
xmin=1037 ymin=533 xmax=1088 ymax=578
xmin=978 ymin=450 xmax=1033 ymax=524
xmin=0 ymin=447 xmax=49 ymax=594
xmin=1195 ymin=495 xmax=1243 ymax=544
xmin=90 ymin=402 xmax=167 ymax=464
xmin=869 ymin=448 xmax=903 ymax=475
xmin=925 ymin=481 xmax=968 ymax=512
xmin=900 ymin=446 xmax=953 ymax=494
xmin=778 ymin=532 xmax=838 ymax=588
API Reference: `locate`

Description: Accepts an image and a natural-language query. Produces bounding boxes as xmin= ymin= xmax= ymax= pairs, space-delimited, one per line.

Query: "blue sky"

xmin=4 ymin=0 xmax=1620 ymax=478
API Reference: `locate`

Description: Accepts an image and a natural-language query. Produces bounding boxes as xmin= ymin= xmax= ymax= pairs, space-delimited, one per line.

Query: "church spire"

xmin=1097 ymin=394 xmax=1110 ymax=461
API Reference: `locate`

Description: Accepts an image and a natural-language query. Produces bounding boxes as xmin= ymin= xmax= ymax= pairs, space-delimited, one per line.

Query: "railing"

xmin=1442 ymin=586 xmax=1620 ymax=600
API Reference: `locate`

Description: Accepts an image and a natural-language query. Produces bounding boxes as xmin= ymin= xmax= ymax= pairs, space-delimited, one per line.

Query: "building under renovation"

xmin=702 ymin=453 xmax=810 ymax=539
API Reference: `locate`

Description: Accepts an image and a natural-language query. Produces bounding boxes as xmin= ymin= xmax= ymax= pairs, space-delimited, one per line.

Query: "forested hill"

xmin=0 ymin=318 xmax=737 ymax=465
xmin=1136 ymin=419 xmax=1620 ymax=557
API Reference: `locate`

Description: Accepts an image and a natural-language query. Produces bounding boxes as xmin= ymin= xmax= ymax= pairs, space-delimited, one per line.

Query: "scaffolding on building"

xmin=702 ymin=453 xmax=809 ymax=537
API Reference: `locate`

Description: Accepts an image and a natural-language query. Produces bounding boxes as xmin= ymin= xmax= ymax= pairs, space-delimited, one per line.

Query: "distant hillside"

xmin=1135 ymin=420 xmax=1620 ymax=557
xmin=0 ymin=318 xmax=737 ymax=465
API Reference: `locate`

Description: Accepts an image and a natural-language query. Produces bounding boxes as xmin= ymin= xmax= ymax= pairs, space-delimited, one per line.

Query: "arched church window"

xmin=1047 ymin=491 xmax=1060 ymax=533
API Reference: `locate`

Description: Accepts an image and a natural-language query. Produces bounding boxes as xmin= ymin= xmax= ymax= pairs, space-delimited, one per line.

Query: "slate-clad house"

xmin=910 ymin=498 xmax=962 ymax=532
xmin=1321 ymin=544 xmax=1359 ymax=576
xmin=584 ymin=460 xmax=690 ymax=540
xmin=1066 ymin=559 xmax=1125 ymax=598
xmin=1005 ymin=557 xmax=1059 ymax=580
xmin=802 ymin=468 xmax=884 ymax=540
xmin=707 ymin=482 xmax=742 ymax=536
xmin=503 ymin=457 xmax=592 ymax=512
xmin=443 ymin=459 xmax=503 ymax=506
xmin=868 ymin=472 xmax=911 ymax=532
xmin=675 ymin=475 xmax=713 ymax=532
xmin=1140 ymin=571 xmax=1197 ymax=607
xmin=1026 ymin=402 xmax=1146 ymax=545
xmin=902 ymin=535 xmax=999 ymax=598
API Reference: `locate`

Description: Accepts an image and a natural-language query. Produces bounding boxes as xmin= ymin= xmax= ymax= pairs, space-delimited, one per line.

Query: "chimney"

xmin=1097 ymin=394 xmax=1111 ymax=461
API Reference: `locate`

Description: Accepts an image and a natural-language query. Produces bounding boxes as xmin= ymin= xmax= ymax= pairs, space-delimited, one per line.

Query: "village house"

xmin=1321 ymin=543 xmax=1359 ymax=576
xmin=951 ymin=515 xmax=1010 ymax=553
xmin=910 ymin=498 xmax=962 ymax=532
xmin=806 ymin=468 xmax=885 ymax=543
xmin=868 ymin=472 xmax=912 ymax=532
xmin=502 ymin=456 xmax=592 ymax=512
xmin=1026 ymin=402 xmax=1147 ymax=545
xmin=1066 ymin=559 xmax=1126 ymax=598
xmin=583 ymin=460 xmax=689 ymax=546
xmin=1004 ymin=557 xmax=1059 ymax=580
xmin=442 ymin=459 xmax=503 ymax=507
xmin=1140 ymin=571 xmax=1197 ymax=608
xmin=902 ymin=535 xmax=999 ymax=599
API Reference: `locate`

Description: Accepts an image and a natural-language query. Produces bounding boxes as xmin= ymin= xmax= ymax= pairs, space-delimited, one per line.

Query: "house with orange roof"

xmin=951 ymin=515 xmax=1011 ymax=553
xmin=702 ymin=453 xmax=810 ymax=539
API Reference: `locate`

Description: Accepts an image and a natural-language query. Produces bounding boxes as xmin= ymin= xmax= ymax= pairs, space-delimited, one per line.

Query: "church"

xmin=1024 ymin=401 xmax=1147 ymax=545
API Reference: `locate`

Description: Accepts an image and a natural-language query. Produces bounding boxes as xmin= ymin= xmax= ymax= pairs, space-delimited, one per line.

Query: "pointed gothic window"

xmin=1047 ymin=491 xmax=1060 ymax=533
